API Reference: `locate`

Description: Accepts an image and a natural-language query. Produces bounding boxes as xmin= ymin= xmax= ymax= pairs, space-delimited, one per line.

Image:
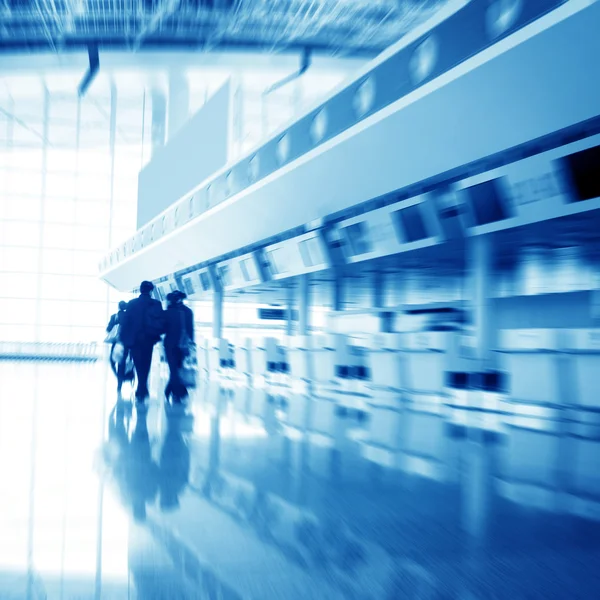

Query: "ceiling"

xmin=0 ymin=0 xmax=448 ymax=57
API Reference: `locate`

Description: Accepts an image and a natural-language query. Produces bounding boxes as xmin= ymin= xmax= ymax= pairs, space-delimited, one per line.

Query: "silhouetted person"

xmin=107 ymin=301 xmax=133 ymax=397
xmin=163 ymin=290 xmax=195 ymax=404
xmin=120 ymin=281 xmax=165 ymax=403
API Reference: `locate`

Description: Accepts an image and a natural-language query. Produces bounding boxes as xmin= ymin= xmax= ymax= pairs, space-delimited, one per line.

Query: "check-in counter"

xmin=396 ymin=331 xmax=456 ymax=481
xmin=367 ymin=333 xmax=405 ymax=393
xmin=562 ymin=329 xmax=600 ymax=520
xmin=401 ymin=330 xmax=454 ymax=395
xmin=334 ymin=336 xmax=370 ymax=382
xmin=250 ymin=337 xmax=269 ymax=380
xmin=236 ymin=338 xmax=253 ymax=379
xmin=287 ymin=335 xmax=314 ymax=391
xmin=196 ymin=338 xmax=209 ymax=377
xmin=360 ymin=335 xmax=404 ymax=468
xmin=496 ymin=329 xmax=565 ymax=511
xmin=309 ymin=335 xmax=338 ymax=391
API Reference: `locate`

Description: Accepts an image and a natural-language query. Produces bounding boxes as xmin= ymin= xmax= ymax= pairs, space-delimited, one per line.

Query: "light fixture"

xmin=409 ymin=36 xmax=438 ymax=85
xmin=248 ymin=155 xmax=260 ymax=182
xmin=310 ymin=109 xmax=328 ymax=143
xmin=353 ymin=77 xmax=376 ymax=118
xmin=486 ymin=0 xmax=522 ymax=38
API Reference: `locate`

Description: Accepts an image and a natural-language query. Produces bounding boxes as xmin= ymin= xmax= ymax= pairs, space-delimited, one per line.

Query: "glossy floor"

xmin=0 ymin=360 xmax=599 ymax=599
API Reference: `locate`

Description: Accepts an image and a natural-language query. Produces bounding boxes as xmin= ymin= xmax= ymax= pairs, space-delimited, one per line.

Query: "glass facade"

xmin=0 ymin=66 xmax=348 ymax=346
xmin=0 ymin=83 xmax=149 ymax=344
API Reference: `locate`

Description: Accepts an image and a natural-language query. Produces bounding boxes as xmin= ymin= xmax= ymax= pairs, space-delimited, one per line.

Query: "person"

xmin=120 ymin=281 xmax=165 ymax=403
xmin=163 ymin=290 xmax=195 ymax=404
xmin=106 ymin=301 xmax=132 ymax=397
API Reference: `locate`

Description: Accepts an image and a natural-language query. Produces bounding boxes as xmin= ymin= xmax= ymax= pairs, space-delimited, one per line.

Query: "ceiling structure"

xmin=0 ymin=0 xmax=448 ymax=57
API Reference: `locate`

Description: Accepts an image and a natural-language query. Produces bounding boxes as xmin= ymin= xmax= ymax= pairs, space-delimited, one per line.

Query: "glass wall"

xmin=0 ymin=79 xmax=150 ymax=344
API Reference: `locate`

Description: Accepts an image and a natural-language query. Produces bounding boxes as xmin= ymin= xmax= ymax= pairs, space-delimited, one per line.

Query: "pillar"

xmin=298 ymin=275 xmax=311 ymax=336
xmin=213 ymin=288 xmax=223 ymax=340
xmin=151 ymin=87 xmax=166 ymax=156
xmin=333 ymin=268 xmax=345 ymax=312
xmin=470 ymin=234 xmax=494 ymax=370
xmin=167 ymin=71 xmax=190 ymax=141
xmin=286 ymin=282 xmax=294 ymax=337
xmin=372 ymin=270 xmax=386 ymax=309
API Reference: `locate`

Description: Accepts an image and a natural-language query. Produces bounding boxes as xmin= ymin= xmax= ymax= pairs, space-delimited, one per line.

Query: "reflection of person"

xmin=126 ymin=410 xmax=159 ymax=522
xmin=158 ymin=411 xmax=191 ymax=512
xmin=120 ymin=281 xmax=165 ymax=403
xmin=163 ymin=290 xmax=195 ymax=404
xmin=106 ymin=405 xmax=158 ymax=523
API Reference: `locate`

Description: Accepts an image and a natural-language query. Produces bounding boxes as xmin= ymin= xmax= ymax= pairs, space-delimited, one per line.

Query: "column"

xmin=333 ymin=268 xmax=345 ymax=313
xmin=298 ymin=274 xmax=311 ymax=336
xmin=286 ymin=282 xmax=294 ymax=337
xmin=372 ymin=270 xmax=386 ymax=310
xmin=470 ymin=234 xmax=494 ymax=370
xmin=150 ymin=87 xmax=166 ymax=156
xmin=213 ymin=288 xmax=223 ymax=340
xmin=167 ymin=71 xmax=190 ymax=141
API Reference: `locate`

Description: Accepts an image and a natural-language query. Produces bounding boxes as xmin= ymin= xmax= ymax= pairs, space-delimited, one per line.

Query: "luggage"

xmin=111 ymin=343 xmax=135 ymax=381
xmin=177 ymin=309 xmax=197 ymax=389
xmin=105 ymin=322 xmax=120 ymax=344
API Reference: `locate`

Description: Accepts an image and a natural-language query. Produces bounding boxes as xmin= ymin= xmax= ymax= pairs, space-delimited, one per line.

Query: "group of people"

xmin=106 ymin=280 xmax=195 ymax=404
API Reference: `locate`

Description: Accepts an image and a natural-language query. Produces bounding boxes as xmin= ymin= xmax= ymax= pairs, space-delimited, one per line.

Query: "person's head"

xmin=118 ymin=301 xmax=127 ymax=311
xmin=139 ymin=280 xmax=154 ymax=295
xmin=166 ymin=290 xmax=186 ymax=306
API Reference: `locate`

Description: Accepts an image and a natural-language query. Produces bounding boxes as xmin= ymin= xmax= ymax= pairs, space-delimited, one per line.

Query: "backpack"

xmin=144 ymin=301 xmax=165 ymax=343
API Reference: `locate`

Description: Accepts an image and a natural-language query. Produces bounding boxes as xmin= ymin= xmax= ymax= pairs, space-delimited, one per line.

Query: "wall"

xmin=137 ymin=81 xmax=231 ymax=228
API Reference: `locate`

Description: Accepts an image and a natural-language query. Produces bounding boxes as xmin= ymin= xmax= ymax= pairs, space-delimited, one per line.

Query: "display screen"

xmin=564 ymin=145 xmax=600 ymax=201
xmin=299 ymin=236 xmax=325 ymax=267
xmin=466 ymin=179 xmax=508 ymax=225
xmin=395 ymin=204 xmax=428 ymax=242
xmin=199 ymin=271 xmax=211 ymax=291
xmin=240 ymin=257 xmax=258 ymax=282
xmin=182 ymin=277 xmax=194 ymax=296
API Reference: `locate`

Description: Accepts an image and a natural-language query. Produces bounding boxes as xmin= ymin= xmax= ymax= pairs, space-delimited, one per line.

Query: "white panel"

xmin=401 ymin=331 xmax=452 ymax=352
xmin=137 ymin=81 xmax=231 ymax=228
xmin=499 ymin=329 xmax=560 ymax=352
xmin=563 ymin=329 xmax=600 ymax=352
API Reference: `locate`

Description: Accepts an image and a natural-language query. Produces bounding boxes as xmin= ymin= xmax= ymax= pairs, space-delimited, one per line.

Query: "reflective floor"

xmin=1 ymin=360 xmax=599 ymax=599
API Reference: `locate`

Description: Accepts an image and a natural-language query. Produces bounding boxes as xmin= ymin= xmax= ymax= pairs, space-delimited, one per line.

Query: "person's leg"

xmin=110 ymin=343 xmax=119 ymax=378
xmin=116 ymin=346 xmax=129 ymax=394
xmin=131 ymin=343 xmax=153 ymax=401
xmin=165 ymin=346 xmax=182 ymax=403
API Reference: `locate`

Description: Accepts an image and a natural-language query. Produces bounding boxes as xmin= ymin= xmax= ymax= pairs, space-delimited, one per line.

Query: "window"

xmin=2 ymin=248 xmax=39 ymax=272
xmin=3 ymin=222 xmax=40 ymax=247
xmin=0 ymin=274 xmax=38 ymax=298
xmin=43 ymin=224 xmax=75 ymax=249
xmin=0 ymin=299 xmax=36 ymax=324
xmin=4 ymin=197 xmax=42 ymax=221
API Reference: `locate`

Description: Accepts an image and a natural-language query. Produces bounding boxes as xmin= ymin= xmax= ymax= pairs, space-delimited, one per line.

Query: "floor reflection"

xmin=0 ymin=362 xmax=599 ymax=598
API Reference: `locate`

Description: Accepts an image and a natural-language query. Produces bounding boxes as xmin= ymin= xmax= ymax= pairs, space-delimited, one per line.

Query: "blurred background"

xmin=1 ymin=0 xmax=600 ymax=598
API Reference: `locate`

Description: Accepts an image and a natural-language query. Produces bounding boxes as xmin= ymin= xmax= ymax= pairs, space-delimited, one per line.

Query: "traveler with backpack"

xmin=163 ymin=290 xmax=195 ymax=404
xmin=120 ymin=280 xmax=165 ymax=404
